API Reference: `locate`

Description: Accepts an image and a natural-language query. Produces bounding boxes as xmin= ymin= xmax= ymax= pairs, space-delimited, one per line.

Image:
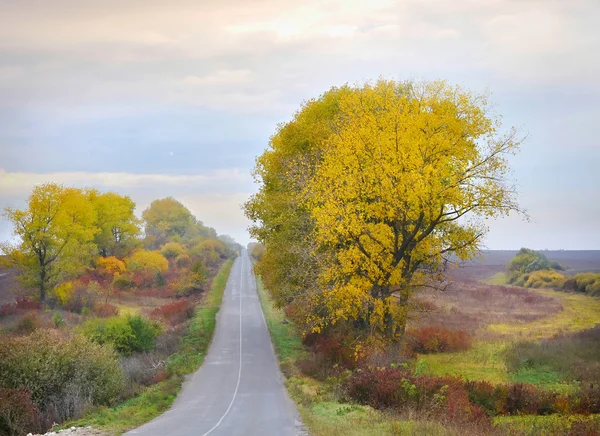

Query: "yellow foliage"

xmin=1 ymin=183 xmax=98 ymax=301
xmin=126 ymin=250 xmax=169 ymax=273
xmin=246 ymin=79 xmax=522 ymax=345
xmin=53 ymin=281 xmax=74 ymax=305
xmin=96 ymin=256 xmax=126 ymax=276
xmin=302 ymin=80 xmax=521 ymax=339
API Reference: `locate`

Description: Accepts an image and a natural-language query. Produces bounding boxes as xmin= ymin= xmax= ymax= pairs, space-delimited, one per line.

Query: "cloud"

xmin=183 ymin=69 xmax=254 ymax=86
xmin=0 ymin=0 xmax=598 ymax=248
xmin=0 ymin=168 xmax=251 ymax=197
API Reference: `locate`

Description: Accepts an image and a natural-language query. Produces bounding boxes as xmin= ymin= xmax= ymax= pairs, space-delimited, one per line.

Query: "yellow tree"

xmin=247 ymin=79 xmax=522 ymax=346
xmin=305 ymin=80 xmax=522 ymax=341
xmin=1 ymin=184 xmax=98 ymax=301
xmin=89 ymin=191 xmax=141 ymax=257
xmin=142 ymin=197 xmax=195 ymax=248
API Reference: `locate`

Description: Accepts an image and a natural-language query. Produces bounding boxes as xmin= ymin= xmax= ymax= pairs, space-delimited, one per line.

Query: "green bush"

xmin=82 ymin=315 xmax=162 ymax=355
xmin=112 ymin=273 xmax=135 ymax=290
xmin=0 ymin=330 xmax=124 ymax=423
xmin=507 ymin=249 xmax=565 ymax=285
xmin=52 ymin=312 xmax=64 ymax=328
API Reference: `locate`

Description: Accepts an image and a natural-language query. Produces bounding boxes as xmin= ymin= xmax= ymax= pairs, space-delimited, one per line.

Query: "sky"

xmin=0 ymin=0 xmax=599 ymax=249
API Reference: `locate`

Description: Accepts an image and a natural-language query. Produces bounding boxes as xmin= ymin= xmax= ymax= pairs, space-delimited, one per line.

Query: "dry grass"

xmin=412 ymin=282 xmax=562 ymax=340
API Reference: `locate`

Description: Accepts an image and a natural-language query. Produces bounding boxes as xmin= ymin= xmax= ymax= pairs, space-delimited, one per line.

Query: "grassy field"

xmin=66 ymin=259 xmax=233 ymax=435
xmin=420 ymin=286 xmax=600 ymax=391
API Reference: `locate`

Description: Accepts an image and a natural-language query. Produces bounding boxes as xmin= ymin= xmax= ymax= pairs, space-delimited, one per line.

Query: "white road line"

xmin=202 ymin=254 xmax=244 ymax=436
xmin=0 ymin=273 xmax=8 ymax=277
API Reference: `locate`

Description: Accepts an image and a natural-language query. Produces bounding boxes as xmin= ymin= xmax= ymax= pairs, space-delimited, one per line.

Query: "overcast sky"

xmin=0 ymin=0 xmax=599 ymax=248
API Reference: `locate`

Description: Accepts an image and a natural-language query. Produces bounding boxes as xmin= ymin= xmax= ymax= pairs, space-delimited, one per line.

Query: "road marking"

xmin=0 ymin=273 xmax=8 ymax=277
xmin=202 ymin=254 xmax=244 ymax=436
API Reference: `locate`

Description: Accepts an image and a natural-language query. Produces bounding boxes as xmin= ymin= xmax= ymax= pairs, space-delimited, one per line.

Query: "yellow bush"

xmin=126 ymin=249 xmax=169 ymax=273
xmin=53 ymin=281 xmax=74 ymax=305
xmin=96 ymin=256 xmax=126 ymax=276
xmin=525 ymin=270 xmax=567 ymax=289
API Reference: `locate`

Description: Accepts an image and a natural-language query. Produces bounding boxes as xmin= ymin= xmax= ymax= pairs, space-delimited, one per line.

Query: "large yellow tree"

xmin=1 ymin=184 xmax=98 ymax=301
xmin=246 ymin=79 xmax=522 ymax=345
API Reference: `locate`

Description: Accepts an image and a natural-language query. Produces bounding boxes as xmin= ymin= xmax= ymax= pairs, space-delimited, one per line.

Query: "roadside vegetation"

xmin=246 ymin=79 xmax=600 ymax=435
xmin=0 ymin=185 xmax=238 ymax=435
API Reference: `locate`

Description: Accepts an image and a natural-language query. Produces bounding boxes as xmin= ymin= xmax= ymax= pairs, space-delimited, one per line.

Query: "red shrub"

xmin=132 ymin=270 xmax=158 ymax=288
xmin=440 ymin=382 xmax=490 ymax=427
xmin=406 ymin=326 xmax=472 ymax=354
xmin=505 ymin=383 xmax=542 ymax=415
xmin=344 ymin=366 xmax=407 ymax=408
xmin=344 ymin=367 xmax=491 ymax=428
xmin=0 ymin=387 xmax=41 ymax=436
xmin=15 ymin=298 xmax=41 ymax=311
xmin=93 ymin=303 xmax=119 ymax=318
xmin=150 ymin=299 xmax=194 ymax=325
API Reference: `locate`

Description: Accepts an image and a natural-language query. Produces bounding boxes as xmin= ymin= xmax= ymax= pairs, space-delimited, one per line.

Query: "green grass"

xmin=67 ymin=259 xmax=234 ymax=435
xmin=256 ymin=277 xmax=306 ymax=363
xmin=485 ymin=272 xmax=509 ymax=285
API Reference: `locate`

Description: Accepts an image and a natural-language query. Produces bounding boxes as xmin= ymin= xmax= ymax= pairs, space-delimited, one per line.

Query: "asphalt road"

xmin=127 ymin=250 xmax=304 ymax=436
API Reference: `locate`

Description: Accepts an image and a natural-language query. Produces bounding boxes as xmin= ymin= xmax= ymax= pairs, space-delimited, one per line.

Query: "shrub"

xmin=161 ymin=242 xmax=184 ymax=259
xmin=52 ymin=312 xmax=64 ymax=328
xmin=524 ymin=270 xmax=566 ymax=289
xmin=132 ymin=269 xmax=161 ymax=288
xmin=112 ymin=272 xmax=135 ymax=290
xmin=53 ymin=281 xmax=75 ymax=305
xmin=175 ymin=254 xmax=191 ymax=268
xmin=343 ymin=366 xmax=491 ymax=428
xmin=0 ymin=387 xmax=41 ymax=436
xmin=566 ymin=273 xmax=600 ymax=297
xmin=63 ymin=281 xmax=101 ymax=313
xmin=405 ymin=326 xmax=472 ymax=354
xmin=150 ymin=299 xmax=194 ymax=326
xmin=155 ymin=271 xmax=167 ymax=287
xmin=120 ymin=353 xmax=164 ymax=387
xmin=507 ymin=248 xmax=564 ymax=275
xmin=126 ymin=250 xmax=169 ymax=273
xmin=16 ymin=311 xmax=40 ymax=334
xmin=96 ymin=256 xmax=126 ymax=276
xmin=15 ymin=297 xmax=41 ymax=311
xmin=0 ymin=330 xmax=124 ymax=425
xmin=82 ymin=315 xmax=162 ymax=355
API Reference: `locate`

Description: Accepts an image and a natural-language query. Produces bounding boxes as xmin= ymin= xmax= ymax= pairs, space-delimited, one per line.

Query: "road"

xmin=127 ymin=250 xmax=304 ymax=436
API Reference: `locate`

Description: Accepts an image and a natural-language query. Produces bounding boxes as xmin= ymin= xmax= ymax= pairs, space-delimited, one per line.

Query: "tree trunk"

xmin=39 ymin=267 xmax=46 ymax=302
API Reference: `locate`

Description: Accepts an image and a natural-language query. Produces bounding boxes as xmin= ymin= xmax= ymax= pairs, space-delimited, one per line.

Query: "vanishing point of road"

xmin=127 ymin=249 xmax=305 ymax=436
